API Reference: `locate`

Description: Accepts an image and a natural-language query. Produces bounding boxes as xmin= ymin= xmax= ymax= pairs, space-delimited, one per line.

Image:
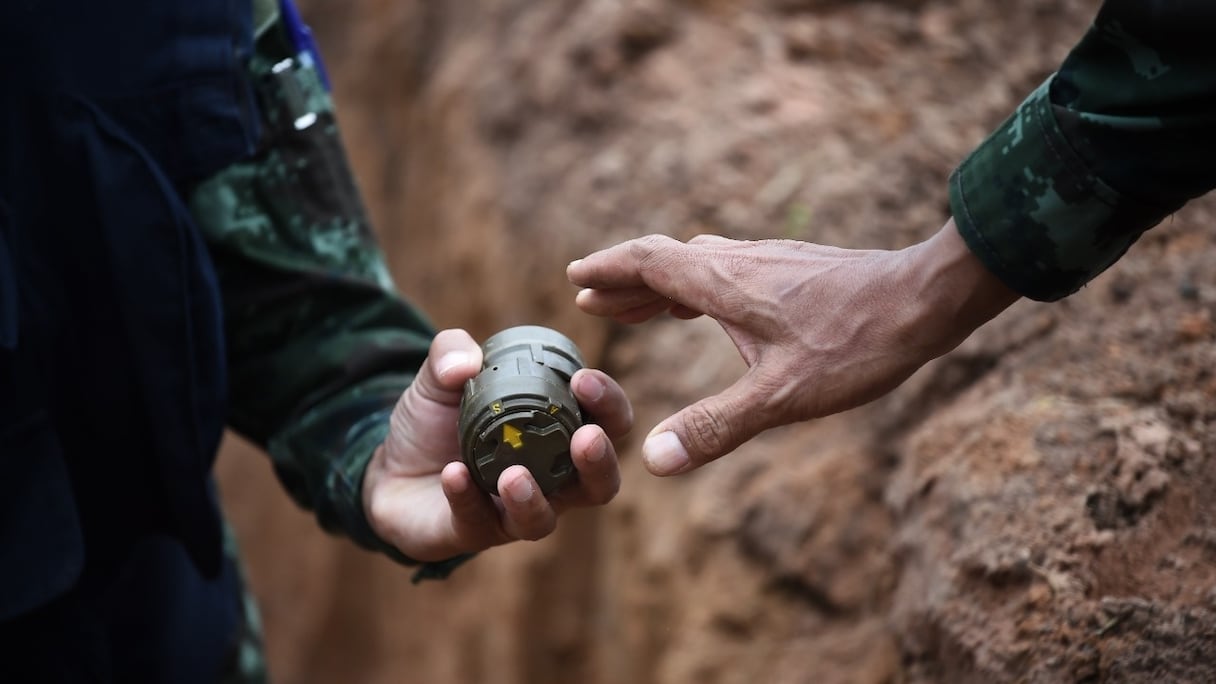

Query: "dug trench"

xmin=217 ymin=1 xmax=1216 ymax=681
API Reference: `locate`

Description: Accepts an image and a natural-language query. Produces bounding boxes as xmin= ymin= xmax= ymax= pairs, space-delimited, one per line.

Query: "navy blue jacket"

xmin=0 ymin=1 xmax=261 ymax=679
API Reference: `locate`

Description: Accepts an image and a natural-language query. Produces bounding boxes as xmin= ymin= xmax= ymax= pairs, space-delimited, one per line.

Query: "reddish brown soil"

xmin=216 ymin=1 xmax=1216 ymax=681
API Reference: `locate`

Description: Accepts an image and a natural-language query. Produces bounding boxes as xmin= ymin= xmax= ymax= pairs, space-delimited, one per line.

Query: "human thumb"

xmin=640 ymin=380 xmax=767 ymax=476
xmin=414 ymin=328 xmax=483 ymax=401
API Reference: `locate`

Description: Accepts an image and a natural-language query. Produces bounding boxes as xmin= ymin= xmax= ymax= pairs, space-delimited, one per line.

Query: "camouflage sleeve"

xmin=949 ymin=0 xmax=1216 ymax=301
xmin=187 ymin=10 xmax=449 ymax=573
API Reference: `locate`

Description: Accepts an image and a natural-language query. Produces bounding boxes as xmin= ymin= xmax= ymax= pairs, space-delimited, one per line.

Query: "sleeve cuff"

xmin=267 ymin=374 xmax=475 ymax=581
xmin=948 ymin=77 xmax=1169 ymax=302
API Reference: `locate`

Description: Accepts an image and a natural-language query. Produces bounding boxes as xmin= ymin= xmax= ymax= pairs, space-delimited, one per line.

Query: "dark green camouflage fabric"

xmin=189 ymin=11 xmax=472 ymax=582
xmin=950 ymin=0 xmax=1216 ymax=301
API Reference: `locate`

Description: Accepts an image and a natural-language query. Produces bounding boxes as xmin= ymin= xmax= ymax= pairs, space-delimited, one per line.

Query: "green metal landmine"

xmin=458 ymin=326 xmax=585 ymax=496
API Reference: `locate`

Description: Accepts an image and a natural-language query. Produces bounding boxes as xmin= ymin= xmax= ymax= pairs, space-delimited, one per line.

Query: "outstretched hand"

xmin=567 ymin=220 xmax=1017 ymax=476
xmin=362 ymin=328 xmax=633 ymax=562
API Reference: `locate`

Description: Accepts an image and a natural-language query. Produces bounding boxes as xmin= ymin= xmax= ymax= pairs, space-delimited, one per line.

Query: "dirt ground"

xmin=216 ymin=0 xmax=1216 ymax=681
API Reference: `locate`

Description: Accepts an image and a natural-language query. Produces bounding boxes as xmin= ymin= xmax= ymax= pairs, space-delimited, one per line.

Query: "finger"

xmin=415 ymin=329 xmax=484 ymax=404
xmin=568 ymin=234 xmax=730 ymax=316
xmin=640 ymin=374 xmax=772 ymax=476
xmin=613 ymin=298 xmax=673 ymax=324
xmin=554 ymin=425 xmax=620 ymax=510
xmin=575 ymin=284 xmax=699 ymax=323
xmin=567 ymin=234 xmax=684 ymax=289
xmin=497 ymin=466 xmax=558 ymax=541
xmin=668 ymin=303 xmax=703 ymax=320
xmin=442 ymin=461 xmax=508 ymax=550
xmin=571 ymin=369 xmax=633 ymax=439
xmin=575 ymin=286 xmax=668 ymax=317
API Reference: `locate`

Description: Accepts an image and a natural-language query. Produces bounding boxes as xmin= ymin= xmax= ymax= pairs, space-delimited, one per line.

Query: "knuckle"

xmin=718 ymin=251 xmax=759 ymax=282
xmin=683 ymin=403 xmax=733 ymax=457
xmin=631 ymin=234 xmax=677 ymax=264
xmin=634 ymin=233 xmax=673 ymax=249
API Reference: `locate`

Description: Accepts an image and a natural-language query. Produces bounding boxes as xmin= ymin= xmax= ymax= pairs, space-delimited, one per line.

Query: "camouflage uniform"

xmin=195 ymin=5 xmax=471 ymax=681
xmin=190 ymin=8 xmax=442 ymax=571
xmin=950 ymin=0 xmax=1216 ymax=301
xmin=198 ymin=0 xmax=475 ymax=566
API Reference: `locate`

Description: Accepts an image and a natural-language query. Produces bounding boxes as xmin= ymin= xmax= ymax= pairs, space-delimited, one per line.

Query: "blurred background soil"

xmin=215 ymin=0 xmax=1216 ymax=681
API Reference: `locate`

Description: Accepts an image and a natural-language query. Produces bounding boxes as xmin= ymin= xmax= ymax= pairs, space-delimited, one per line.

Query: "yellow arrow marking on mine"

xmin=502 ymin=424 xmax=524 ymax=450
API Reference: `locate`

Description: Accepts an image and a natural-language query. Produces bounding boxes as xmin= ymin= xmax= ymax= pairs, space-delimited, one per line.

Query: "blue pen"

xmin=277 ymin=0 xmax=331 ymax=91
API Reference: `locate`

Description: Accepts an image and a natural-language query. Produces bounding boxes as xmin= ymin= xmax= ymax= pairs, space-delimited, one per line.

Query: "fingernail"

xmin=576 ymin=372 xmax=606 ymax=403
xmin=436 ymin=351 xmax=471 ymax=379
xmin=586 ymin=433 xmax=608 ymax=463
xmin=568 ymin=259 xmax=583 ymax=270
xmin=643 ymin=431 xmax=689 ymax=475
xmin=505 ymin=477 xmax=534 ymax=503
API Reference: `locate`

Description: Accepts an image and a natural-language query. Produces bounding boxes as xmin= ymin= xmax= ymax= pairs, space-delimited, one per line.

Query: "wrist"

xmin=899 ymin=218 xmax=1021 ymax=359
xmin=359 ymin=439 xmax=477 ymax=581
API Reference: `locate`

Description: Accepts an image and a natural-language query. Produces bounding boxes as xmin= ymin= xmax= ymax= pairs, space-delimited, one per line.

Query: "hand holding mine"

xmin=362 ymin=328 xmax=632 ymax=562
